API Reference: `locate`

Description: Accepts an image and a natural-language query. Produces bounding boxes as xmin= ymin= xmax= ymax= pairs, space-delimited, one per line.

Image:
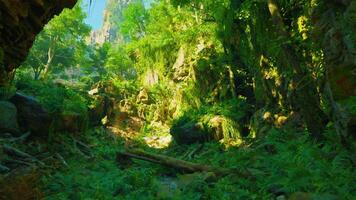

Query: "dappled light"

xmin=0 ymin=0 xmax=355 ymax=199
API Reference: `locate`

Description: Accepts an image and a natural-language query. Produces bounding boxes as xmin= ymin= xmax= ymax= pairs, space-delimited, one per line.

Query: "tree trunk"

xmin=267 ymin=0 xmax=327 ymax=139
xmin=311 ymin=1 xmax=356 ymax=145
xmin=33 ymin=66 xmax=43 ymax=80
xmin=41 ymin=36 xmax=58 ymax=80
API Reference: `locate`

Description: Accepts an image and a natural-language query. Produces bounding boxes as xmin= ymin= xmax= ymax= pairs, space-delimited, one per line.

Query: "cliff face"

xmin=88 ymin=8 xmax=117 ymax=44
xmin=88 ymin=0 xmax=136 ymax=45
xmin=0 ymin=0 xmax=77 ymax=86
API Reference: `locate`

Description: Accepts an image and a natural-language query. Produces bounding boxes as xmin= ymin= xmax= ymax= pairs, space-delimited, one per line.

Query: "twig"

xmin=4 ymin=158 xmax=35 ymax=167
xmin=2 ymin=144 xmax=46 ymax=166
xmin=181 ymin=144 xmax=204 ymax=160
xmin=72 ymin=137 xmax=93 ymax=157
xmin=9 ymin=132 xmax=31 ymax=143
xmin=55 ymin=153 xmax=69 ymax=167
xmin=187 ymin=144 xmax=204 ymax=160
xmin=3 ymin=144 xmax=34 ymax=159
xmin=0 ymin=164 xmax=10 ymax=172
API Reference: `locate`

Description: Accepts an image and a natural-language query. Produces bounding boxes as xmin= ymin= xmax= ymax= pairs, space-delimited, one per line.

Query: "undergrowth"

xmin=171 ymin=98 xmax=251 ymax=144
xmin=15 ymin=74 xmax=88 ymax=115
xmin=39 ymin=127 xmax=355 ymax=200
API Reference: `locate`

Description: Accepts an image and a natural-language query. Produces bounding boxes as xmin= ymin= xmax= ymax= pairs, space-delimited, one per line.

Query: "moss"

xmin=0 ymin=85 xmax=16 ymax=100
xmin=339 ymin=96 xmax=356 ymax=115
xmin=171 ymin=99 xmax=249 ymax=144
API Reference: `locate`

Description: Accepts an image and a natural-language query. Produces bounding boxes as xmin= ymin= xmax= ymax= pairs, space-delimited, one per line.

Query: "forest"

xmin=0 ymin=0 xmax=355 ymax=199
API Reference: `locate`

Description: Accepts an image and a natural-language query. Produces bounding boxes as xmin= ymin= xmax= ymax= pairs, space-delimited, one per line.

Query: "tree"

xmin=120 ymin=1 xmax=149 ymax=41
xmin=105 ymin=44 xmax=136 ymax=80
xmin=23 ymin=3 xmax=91 ymax=80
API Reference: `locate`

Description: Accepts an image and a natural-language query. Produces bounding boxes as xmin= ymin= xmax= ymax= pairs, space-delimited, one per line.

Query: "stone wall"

xmin=0 ymin=0 xmax=77 ymax=86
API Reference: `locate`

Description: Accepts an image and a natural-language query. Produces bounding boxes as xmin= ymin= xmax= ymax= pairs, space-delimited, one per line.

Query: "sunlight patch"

xmin=143 ymin=134 xmax=172 ymax=149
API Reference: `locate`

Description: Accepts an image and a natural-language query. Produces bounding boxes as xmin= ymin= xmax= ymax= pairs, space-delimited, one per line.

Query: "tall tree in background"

xmin=120 ymin=1 xmax=149 ymax=41
xmin=23 ymin=4 xmax=91 ymax=80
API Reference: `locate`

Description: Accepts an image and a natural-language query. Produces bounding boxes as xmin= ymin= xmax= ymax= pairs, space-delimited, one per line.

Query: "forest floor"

xmin=13 ymin=127 xmax=353 ymax=200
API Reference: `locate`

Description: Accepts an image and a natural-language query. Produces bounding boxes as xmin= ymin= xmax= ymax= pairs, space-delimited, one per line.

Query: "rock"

xmin=136 ymin=88 xmax=149 ymax=104
xmin=172 ymin=46 xmax=189 ymax=81
xmin=171 ymin=119 xmax=209 ymax=145
xmin=171 ymin=114 xmax=244 ymax=145
xmin=0 ymin=101 xmax=20 ymax=135
xmin=0 ymin=0 xmax=77 ymax=86
xmin=9 ymin=92 xmax=51 ymax=137
xmin=0 ymin=85 xmax=16 ymax=100
xmin=88 ymin=88 xmax=99 ymax=96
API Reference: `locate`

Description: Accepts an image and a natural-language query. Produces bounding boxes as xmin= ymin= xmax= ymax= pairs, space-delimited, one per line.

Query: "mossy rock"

xmin=0 ymin=101 xmax=20 ymax=135
xmin=171 ymin=114 xmax=242 ymax=145
xmin=171 ymin=118 xmax=209 ymax=145
xmin=0 ymin=86 xmax=16 ymax=100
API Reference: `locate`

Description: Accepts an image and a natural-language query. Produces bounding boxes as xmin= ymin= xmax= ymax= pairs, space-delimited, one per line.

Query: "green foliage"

xmin=339 ymin=96 xmax=356 ymax=115
xmin=40 ymin=128 xmax=355 ymax=199
xmin=15 ymin=74 xmax=88 ymax=116
xmin=0 ymin=85 xmax=16 ymax=100
xmin=105 ymin=44 xmax=136 ymax=79
xmin=121 ymin=1 xmax=149 ymax=41
xmin=21 ymin=3 xmax=91 ymax=80
xmin=171 ymin=98 xmax=250 ymax=144
xmin=9 ymin=0 xmax=355 ymax=199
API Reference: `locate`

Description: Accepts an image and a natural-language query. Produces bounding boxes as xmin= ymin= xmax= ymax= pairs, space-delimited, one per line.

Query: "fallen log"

xmin=117 ymin=149 xmax=252 ymax=177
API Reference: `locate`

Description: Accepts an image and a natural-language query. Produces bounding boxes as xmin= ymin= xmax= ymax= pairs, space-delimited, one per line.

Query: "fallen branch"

xmin=9 ymin=132 xmax=31 ymax=143
xmin=2 ymin=144 xmax=45 ymax=166
xmin=3 ymin=158 xmax=35 ymax=167
xmin=72 ymin=137 xmax=93 ymax=158
xmin=3 ymin=144 xmax=34 ymax=159
xmin=55 ymin=153 xmax=69 ymax=167
xmin=117 ymin=149 xmax=251 ymax=177
xmin=186 ymin=144 xmax=204 ymax=160
xmin=0 ymin=164 xmax=10 ymax=172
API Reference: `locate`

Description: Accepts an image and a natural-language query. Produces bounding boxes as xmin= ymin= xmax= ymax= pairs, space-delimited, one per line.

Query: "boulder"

xmin=171 ymin=114 xmax=244 ymax=145
xmin=0 ymin=101 xmax=20 ymax=135
xmin=136 ymin=88 xmax=149 ymax=104
xmin=10 ymin=92 xmax=51 ymax=137
xmin=171 ymin=119 xmax=209 ymax=145
xmin=0 ymin=85 xmax=16 ymax=100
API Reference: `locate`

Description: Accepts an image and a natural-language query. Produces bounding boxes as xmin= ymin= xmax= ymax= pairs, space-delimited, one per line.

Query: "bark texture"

xmin=267 ymin=0 xmax=328 ymax=139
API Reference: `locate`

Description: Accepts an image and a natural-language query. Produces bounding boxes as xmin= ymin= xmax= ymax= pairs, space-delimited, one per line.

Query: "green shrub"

xmin=15 ymin=76 xmax=88 ymax=116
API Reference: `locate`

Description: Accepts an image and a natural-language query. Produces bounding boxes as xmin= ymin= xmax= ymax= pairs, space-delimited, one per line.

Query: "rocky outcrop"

xmin=88 ymin=0 xmax=136 ymax=45
xmin=0 ymin=0 xmax=77 ymax=86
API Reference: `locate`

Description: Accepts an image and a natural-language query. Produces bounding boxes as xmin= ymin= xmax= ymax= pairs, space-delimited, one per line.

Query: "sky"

xmin=82 ymin=0 xmax=107 ymax=30
xmin=82 ymin=0 xmax=153 ymax=30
